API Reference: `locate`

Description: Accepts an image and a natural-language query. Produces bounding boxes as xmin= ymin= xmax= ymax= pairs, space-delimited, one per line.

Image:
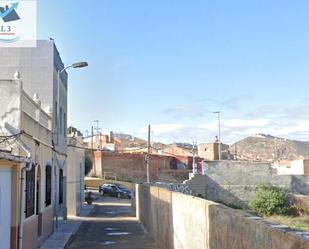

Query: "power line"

xmin=0 ymin=132 xmax=23 ymax=144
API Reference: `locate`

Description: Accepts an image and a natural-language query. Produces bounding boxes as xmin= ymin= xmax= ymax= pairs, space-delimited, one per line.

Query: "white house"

xmin=0 ymin=76 xmax=54 ymax=249
xmin=66 ymin=132 xmax=86 ymax=216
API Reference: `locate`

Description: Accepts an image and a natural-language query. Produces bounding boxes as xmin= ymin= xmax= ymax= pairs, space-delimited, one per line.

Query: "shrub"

xmin=250 ymin=185 xmax=289 ymax=216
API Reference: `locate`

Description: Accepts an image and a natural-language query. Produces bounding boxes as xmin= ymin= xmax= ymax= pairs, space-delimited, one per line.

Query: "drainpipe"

xmin=18 ymin=162 xmax=32 ymax=249
xmin=16 ymin=137 xmax=32 ymax=249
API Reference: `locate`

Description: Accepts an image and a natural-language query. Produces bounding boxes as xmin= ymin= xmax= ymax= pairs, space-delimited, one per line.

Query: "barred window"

xmin=45 ymin=165 xmax=52 ymax=207
xmin=25 ymin=164 xmax=35 ymax=218
xmin=59 ymin=169 xmax=63 ymax=204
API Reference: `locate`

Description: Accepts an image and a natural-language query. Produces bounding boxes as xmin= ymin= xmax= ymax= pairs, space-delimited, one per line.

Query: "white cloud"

xmin=135 ymin=118 xmax=309 ymax=145
xmin=224 ymin=118 xmax=270 ymax=128
xmin=139 ymin=123 xmax=185 ymax=135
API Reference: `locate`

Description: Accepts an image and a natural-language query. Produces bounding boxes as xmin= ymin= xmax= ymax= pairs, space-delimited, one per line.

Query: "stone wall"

xmin=136 ymin=184 xmax=309 ymax=249
xmin=185 ymin=161 xmax=309 ymax=208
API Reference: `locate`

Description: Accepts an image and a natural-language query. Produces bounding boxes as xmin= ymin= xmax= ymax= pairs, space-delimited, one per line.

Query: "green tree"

xmin=250 ymin=185 xmax=289 ymax=216
xmin=67 ymin=126 xmax=83 ymax=136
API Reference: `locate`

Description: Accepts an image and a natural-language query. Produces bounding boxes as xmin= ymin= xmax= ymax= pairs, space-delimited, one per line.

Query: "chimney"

xmin=109 ymin=131 xmax=114 ymax=143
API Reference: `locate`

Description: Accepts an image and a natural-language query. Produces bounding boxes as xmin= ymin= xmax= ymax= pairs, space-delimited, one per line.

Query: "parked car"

xmin=99 ymin=183 xmax=131 ymax=199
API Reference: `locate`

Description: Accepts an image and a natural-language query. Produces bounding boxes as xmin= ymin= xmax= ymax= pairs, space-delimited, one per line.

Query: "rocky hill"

xmin=230 ymin=133 xmax=309 ymax=161
xmin=114 ymin=133 xmax=168 ymax=150
xmin=114 ymin=133 xmax=147 ymax=149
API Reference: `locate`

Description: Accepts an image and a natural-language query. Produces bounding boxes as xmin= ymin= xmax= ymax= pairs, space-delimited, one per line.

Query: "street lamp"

xmin=56 ymin=61 xmax=88 ymax=144
xmin=55 ymin=61 xmax=88 ymax=224
xmin=213 ymin=111 xmax=221 ymax=160
xmin=72 ymin=62 xmax=88 ymax=68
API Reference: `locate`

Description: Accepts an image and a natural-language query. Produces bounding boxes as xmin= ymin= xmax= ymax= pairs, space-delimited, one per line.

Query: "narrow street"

xmin=67 ymin=194 xmax=157 ymax=249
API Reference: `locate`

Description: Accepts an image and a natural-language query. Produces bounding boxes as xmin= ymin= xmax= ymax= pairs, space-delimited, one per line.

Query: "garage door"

xmin=0 ymin=167 xmax=11 ymax=249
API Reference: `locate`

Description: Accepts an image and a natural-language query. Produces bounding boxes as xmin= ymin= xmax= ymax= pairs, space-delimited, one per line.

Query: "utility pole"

xmin=91 ymin=125 xmax=96 ymax=176
xmin=146 ymin=124 xmax=151 ymax=183
xmin=192 ymin=142 xmax=197 ymax=175
xmin=93 ymin=120 xmax=103 ymax=149
xmin=91 ymin=126 xmax=94 ymax=151
xmin=213 ymin=111 xmax=221 ymax=160
xmin=100 ymin=132 xmax=102 ymax=149
xmin=94 ymin=120 xmax=99 ymax=135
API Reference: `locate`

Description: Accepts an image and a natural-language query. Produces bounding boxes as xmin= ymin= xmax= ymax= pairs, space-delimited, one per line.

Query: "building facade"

xmin=273 ymin=159 xmax=309 ymax=175
xmin=67 ymin=133 xmax=85 ymax=216
xmin=198 ymin=142 xmax=230 ymax=160
xmin=0 ymin=78 xmax=54 ymax=249
xmin=0 ymin=40 xmax=68 ymax=222
xmin=83 ymin=132 xmax=115 ymax=152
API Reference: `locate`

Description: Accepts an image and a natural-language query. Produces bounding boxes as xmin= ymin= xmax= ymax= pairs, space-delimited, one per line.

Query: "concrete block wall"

xmin=136 ymin=184 xmax=309 ymax=249
xmin=138 ymin=185 xmax=174 ymax=249
xmin=185 ymin=161 xmax=309 ymax=208
xmin=185 ymin=174 xmax=207 ymax=197
xmin=172 ymin=192 xmax=209 ymax=249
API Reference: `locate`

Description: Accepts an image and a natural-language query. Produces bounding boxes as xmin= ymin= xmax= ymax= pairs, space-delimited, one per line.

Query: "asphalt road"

xmin=67 ymin=195 xmax=157 ymax=249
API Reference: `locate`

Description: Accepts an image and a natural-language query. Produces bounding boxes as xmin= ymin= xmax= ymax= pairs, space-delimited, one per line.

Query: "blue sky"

xmin=38 ymin=0 xmax=309 ymax=144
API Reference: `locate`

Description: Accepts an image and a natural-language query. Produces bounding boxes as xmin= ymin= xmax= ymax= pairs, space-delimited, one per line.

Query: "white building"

xmin=67 ymin=133 xmax=85 ymax=216
xmin=0 ymin=40 xmax=69 ymax=220
xmin=273 ymin=159 xmax=309 ymax=175
xmin=0 ymin=76 xmax=54 ymax=249
xmin=83 ymin=132 xmax=116 ymax=152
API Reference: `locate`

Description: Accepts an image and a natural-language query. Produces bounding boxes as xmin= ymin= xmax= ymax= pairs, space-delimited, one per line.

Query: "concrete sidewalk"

xmin=39 ymin=204 xmax=95 ymax=249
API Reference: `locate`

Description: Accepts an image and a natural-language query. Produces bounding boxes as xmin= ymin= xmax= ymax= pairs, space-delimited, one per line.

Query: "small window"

xmin=59 ymin=169 xmax=63 ymax=204
xmin=45 ymin=165 xmax=52 ymax=207
xmin=25 ymin=164 xmax=35 ymax=218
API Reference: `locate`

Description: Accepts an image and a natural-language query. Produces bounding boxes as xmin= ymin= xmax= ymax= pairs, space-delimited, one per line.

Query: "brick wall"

xmin=93 ymin=152 xmax=188 ymax=183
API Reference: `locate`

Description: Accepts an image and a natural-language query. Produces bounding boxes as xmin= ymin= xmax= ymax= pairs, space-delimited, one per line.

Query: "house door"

xmin=0 ymin=167 xmax=11 ymax=249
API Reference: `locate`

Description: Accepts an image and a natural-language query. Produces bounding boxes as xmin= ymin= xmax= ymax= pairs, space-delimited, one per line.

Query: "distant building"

xmin=161 ymin=143 xmax=201 ymax=170
xmin=198 ymin=141 xmax=230 ymax=160
xmin=67 ymin=132 xmax=85 ymax=216
xmin=83 ymin=132 xmax=116 ymax=151
xmin=273 ymin=159 xmax=309 ymax=175
xmin=161 ymin=143 xmax=193 ymax=157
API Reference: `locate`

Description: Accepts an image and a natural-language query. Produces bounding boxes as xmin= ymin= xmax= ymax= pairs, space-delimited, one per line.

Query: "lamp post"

xmin=192 ymin=142 xmax=197 ymax=175
xmin=56 ymin=62 xmax=88 ymax=144
xmin=146 ymin=124 xmax=151 ymax=183
xmin=54 ymin=61 xmax=88 ymax=225
xmin=213 ymin=111 xmax=221 ymax=160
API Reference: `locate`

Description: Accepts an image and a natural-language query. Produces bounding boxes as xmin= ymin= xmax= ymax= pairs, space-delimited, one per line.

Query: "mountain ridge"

xmin=231 ymin=133 xmax=309 ymax=161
